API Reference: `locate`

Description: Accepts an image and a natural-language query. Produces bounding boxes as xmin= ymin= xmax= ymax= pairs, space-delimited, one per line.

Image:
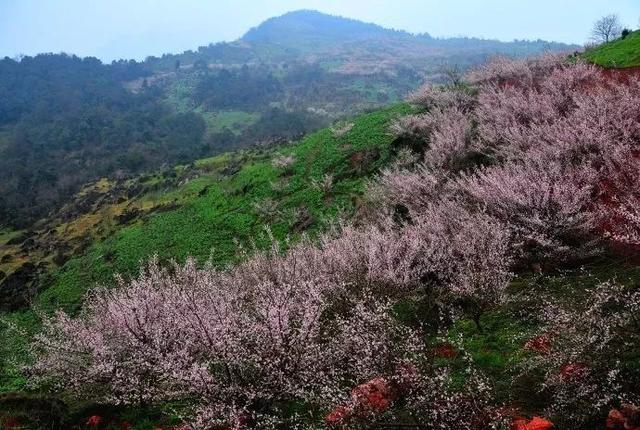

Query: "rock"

xmin=292 ymin=206 xmax=315 ymax=233
xmin=116 ymin=208 xmax=141 ymax=225
xmin=0 ymin=262 xmax=38 ymax=311
xmin=349 ymin=148 xmax=380 ymax=174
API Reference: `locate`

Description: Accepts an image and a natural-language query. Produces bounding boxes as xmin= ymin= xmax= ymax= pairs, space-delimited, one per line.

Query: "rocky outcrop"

xmin=0 ymin=263 xmax=39 ymax=312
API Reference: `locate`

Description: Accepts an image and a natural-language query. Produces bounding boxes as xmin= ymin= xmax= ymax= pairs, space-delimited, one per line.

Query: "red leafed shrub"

xmin=325 ymin=377 xmax=394 ymax=427
xmin=606 ymin=405 xmax=640 ymax=430
xmin=325 ymin=404 xmax=353 ymax=427
xmin=2 ymin=417 xmax=21 ymax=430
xmin=120 ymin=421 xmax=132 ymax=430
xmin=511 ymin=416 xmax=554 ymax=430
xmin=524 ymin=333 xmax=553 ymax=355
xmin=86 ymin=415 xmax=103 ymax=427
xmin=351 ymin=377 xmax=393 ymax=416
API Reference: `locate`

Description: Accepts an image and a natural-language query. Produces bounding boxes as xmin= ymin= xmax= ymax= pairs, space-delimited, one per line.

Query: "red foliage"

xmin=511 ymin=416 xmax=554 ymax=430
xmin=120 ymin=421 xmax=132 ymax=430
xmin=524 ymin=333 xmax=553 ymax=355
xmin=433 ymin=342 xmax=458 ymax=359
xmin=559 ymin=362 xmax=588 ymax=380
xmin=326 ymin=376 xmax=395 ymax=427
xmin=86 ymin=415 xmax=103 ymax=427
xmin=607 ymin=409 xmax=626 ymax=430
xmin=2 ymin=417 xmax=21 ymax=430
xmin=606 ymin=405 xmax=640 ymax=430
xmin=512 ymin=419 xmax=529 ymax=430
xmin=325 ymin=404 xmax=353 ymax=427
xmin=351 ymin=377 xmax=393 ymax=416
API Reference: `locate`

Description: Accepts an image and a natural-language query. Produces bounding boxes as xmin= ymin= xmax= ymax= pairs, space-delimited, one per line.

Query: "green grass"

xmin=584 ymin=31 xmax=640 ymax=68
xmin=0 ymin=229 xmax=22 ymax=245
xmin=41 ymin=104 xmax=411 ymax=311
xmin=199 ymin=110 xmax=260 ymax=135
xmin=0 ymin=103 xmax=413 ymax=393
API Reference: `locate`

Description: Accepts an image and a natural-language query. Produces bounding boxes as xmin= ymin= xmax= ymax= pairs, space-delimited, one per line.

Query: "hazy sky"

xmin=2 ymin=0 xmax=639 ymax=62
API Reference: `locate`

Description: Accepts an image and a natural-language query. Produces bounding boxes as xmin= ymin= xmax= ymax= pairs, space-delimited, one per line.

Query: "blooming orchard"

xmin=31 ymin=55 xmax=640 ymax=429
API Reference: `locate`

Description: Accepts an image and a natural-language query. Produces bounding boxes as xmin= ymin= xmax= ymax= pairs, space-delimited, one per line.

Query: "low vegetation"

xmin=0 ymin=104 xmax=413 ymax=395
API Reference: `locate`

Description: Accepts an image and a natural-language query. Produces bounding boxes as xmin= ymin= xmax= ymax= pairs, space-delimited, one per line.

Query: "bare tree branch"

xmin=591 ymin=14 xmax=622 ymax=44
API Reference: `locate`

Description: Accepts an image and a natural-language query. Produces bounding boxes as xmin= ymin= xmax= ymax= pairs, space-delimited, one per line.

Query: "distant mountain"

xmin=242 ymin=10 xmax=416 ymax=50
xmin=149 ymin=10 xmax=576 ymax=72
xmin=0 ymin=10 xmax=579 ymax=230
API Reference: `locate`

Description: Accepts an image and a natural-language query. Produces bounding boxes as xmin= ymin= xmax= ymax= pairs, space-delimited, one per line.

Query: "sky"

xmin=1 ymin=0 xmax=639 ymax=62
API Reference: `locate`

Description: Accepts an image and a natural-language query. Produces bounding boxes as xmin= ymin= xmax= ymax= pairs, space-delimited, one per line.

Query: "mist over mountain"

xmin=0 ymin=10 xmax=576 ymax=229
xmin=242 ymin=10 xmax=416 ymax=47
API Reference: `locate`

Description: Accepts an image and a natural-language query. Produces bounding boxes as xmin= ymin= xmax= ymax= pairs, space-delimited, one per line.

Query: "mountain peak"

xmin=241 ymin=10 xmax=410 ymax=49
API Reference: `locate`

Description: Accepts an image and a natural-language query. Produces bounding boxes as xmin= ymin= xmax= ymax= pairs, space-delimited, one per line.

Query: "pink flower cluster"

xmin=394 ymin=54 xmax=640 ymax=266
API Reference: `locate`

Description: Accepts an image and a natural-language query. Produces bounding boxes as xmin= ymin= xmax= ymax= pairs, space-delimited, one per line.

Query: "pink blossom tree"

xmin=32 ymin=257 xmax=445 ymax=428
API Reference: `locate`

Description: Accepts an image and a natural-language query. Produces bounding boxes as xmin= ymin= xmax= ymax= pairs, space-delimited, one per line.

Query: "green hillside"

xmin=584 ymin=30 xmax=640 ymax=68
xmin=0 ymin=103 xmax=413 ymax=392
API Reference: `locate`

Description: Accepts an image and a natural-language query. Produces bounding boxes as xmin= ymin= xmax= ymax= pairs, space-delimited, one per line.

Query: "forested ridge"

xmin=0 ymin=10 xmax=575 ymax=229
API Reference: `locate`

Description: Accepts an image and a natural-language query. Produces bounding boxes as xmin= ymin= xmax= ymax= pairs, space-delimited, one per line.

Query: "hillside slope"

xmin=0 ymin=104 xmax=413 ymax=392
xmin=3 ymin=56 xmax=639 ymax=430
xmin=584 ymin=30 xmax=640 ymax=68
xmin=0 ymin=10 xmax=576 ymax=231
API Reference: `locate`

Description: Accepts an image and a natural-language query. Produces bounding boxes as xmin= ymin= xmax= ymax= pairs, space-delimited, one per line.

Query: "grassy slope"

xmin=0 ymin=103 xmax=413 ymax=392
xmin=584 ymin=31 xmax=640 ymax=68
